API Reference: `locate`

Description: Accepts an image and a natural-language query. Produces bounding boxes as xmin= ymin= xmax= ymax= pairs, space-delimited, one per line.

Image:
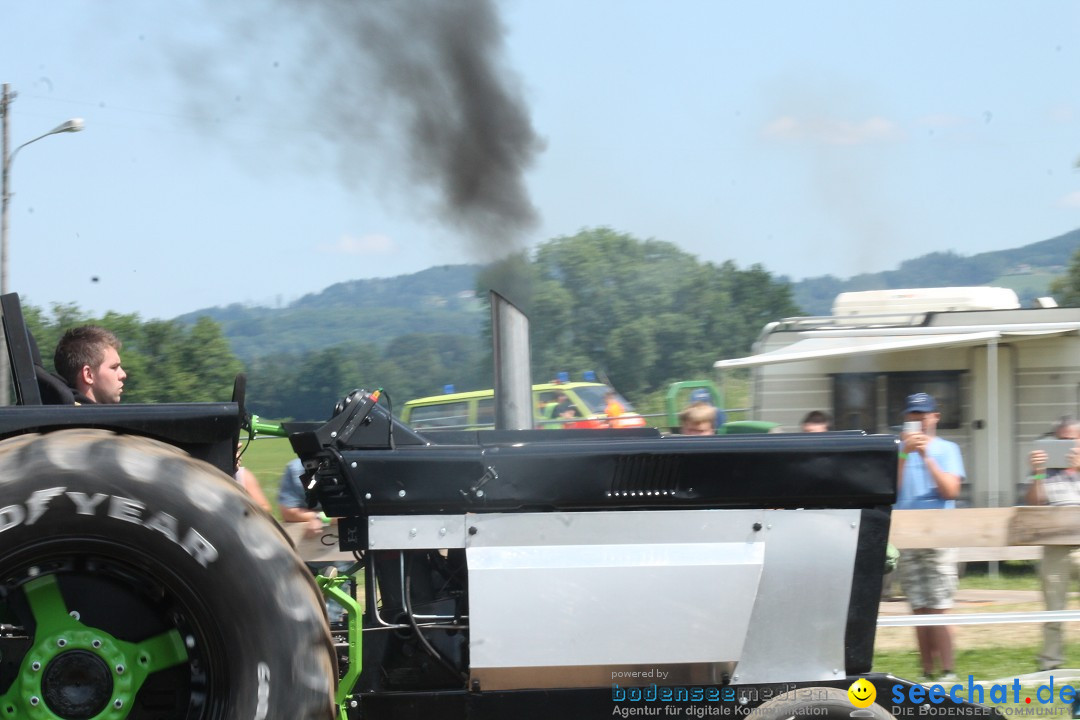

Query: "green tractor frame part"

xmin=316 ymin=570 xmax=364 ymax=720
xmin=249 ymin=414 xmax=288 ymax=438
xmin=664 ymin=379 xmax=779 ymax=434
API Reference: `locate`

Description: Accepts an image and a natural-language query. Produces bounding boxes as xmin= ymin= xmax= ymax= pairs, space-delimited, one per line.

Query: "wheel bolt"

xmin=92 ymin=640 xmax=102 ymax=649
xmin=30 ymin=661 xmax=40 ymax=672
xmin=29 ymin=697 xmax=39 ymax=706
xmin=113 ymin=699 xmax=123 ymax=709
xmin=115 ymin=664 xmax=125 ymax=674
xmin=56 ymin=638 xmax=67 ymax=648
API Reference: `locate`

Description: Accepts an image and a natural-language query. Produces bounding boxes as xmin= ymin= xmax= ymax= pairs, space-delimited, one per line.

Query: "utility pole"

xmin=1 ymin=83 xmax=14 ymax=406
xmin=0 ymin=85 xmax=83 ymax=406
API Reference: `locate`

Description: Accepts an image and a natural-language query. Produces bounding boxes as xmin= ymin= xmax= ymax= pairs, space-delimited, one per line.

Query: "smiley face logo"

xmin=848 ymin=678 xmax=877 ymax=708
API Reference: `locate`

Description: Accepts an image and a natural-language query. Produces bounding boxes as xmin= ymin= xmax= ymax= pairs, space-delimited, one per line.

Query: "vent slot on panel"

xmin=610 ymin=454 xmax=682 ymax=498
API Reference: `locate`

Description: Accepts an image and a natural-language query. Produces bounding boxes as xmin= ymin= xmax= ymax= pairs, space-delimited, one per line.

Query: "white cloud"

xmin=1059 ymin=191 xmax=1080 ymax=209
xmin=320 ymin=234 xmax=395 ymax=255
xmin=762 ymin=116 xmax=801 ymax=138
xmin=1049 ymin=105 xmax=1075 ymax=124
xmin=762 ymin=115 xmax=902 ymax=145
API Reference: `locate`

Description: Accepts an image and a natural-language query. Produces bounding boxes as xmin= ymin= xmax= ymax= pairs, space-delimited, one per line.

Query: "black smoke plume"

xmin=174 ymin=0 xmax=544 ymax=256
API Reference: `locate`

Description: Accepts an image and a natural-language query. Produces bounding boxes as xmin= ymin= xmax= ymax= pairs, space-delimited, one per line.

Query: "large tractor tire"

xmin=0 ymin=429 xmax=335 ymax=719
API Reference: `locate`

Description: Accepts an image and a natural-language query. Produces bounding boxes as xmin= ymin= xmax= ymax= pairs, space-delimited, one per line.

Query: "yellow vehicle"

xmin=400 ymin=382 xmax=646 ymax=431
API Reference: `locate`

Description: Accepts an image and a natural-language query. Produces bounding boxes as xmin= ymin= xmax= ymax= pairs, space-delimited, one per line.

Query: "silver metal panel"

xmin=465 ymin=509 xmax=861 ymax=690
xmin=469 ymin=538 xmax=762 ymax=690
xmin=464 ymin=509 xmax=769 ymax=548
xmin=730 ymin=509 xmax=860 ymax=684
xmin=368 ymin=514 xmax=467 ymax=549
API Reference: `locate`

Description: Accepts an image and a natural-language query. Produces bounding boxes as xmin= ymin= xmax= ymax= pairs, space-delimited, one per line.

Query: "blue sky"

xmin=2 ymin=1 xmax=1078 ymax=319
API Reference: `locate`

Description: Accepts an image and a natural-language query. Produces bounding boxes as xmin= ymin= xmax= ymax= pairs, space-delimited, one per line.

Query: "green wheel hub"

xmin=1 ymin=575 xmax=188 ymax=719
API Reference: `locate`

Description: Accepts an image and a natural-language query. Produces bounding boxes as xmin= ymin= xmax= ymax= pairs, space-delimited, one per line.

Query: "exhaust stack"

xmin=490 ymin=290 xmax=532 ymax=430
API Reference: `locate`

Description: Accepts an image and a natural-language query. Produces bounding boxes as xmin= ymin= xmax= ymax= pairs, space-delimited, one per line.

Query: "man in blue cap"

xmin=896 ymin=392 xmax=965 ymax=683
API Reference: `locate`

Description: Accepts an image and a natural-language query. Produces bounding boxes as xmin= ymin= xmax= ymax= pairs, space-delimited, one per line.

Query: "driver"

xmin=53 ymin=325 xmax=127 ymax=404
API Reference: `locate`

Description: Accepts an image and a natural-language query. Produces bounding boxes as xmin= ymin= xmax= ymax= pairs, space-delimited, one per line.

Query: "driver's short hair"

xmin=679 ymin=402 xmax=717 ymax=426
xmin=801 ymin=410 xmax=832 ymax=428
xmin=54 ymin=325 xmax=121 ymax=387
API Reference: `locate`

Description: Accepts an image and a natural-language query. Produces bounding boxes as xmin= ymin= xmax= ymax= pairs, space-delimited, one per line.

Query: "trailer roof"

xmin=714 ymin=327 xmax=1078 ymax=370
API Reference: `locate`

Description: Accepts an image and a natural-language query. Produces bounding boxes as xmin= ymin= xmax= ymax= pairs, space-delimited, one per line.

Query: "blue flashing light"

xmin=557 ymin=371 xmax=570 ymax=383
xmin=443 ymin=384 xmax=455 ymax=394
xmin=583 ymin=370 xmax=597 ymax=382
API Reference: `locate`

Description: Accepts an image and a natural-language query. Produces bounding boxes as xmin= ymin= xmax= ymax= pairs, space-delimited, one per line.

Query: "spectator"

xmin=278 ymin=458 xmax=327 ymax=539
xmin=604 ymin=390 xmax=625 ymax=418
xmin=277 ymin=457 xmax=351 ymax=622
xmin=542 ymin=391 xmax=569 ymax=421
xmin=53 ymin=325 xmax=127 ymax=404
xmin=895 ymin=392 xmax=964 ymax=683
xmin=800 ymin=410 xmax=832 ymax=433
xmin=679 ymin=402 xmax=717 ymax=436
xmin=235 ymin=460 xmax=271 ymax=512
xmin=1021 ymin=416 xmax=1080 ymax=672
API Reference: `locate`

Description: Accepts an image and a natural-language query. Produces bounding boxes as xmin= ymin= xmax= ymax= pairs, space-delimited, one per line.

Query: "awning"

xmin=715 ymin=330 xmax=1026 ymax=370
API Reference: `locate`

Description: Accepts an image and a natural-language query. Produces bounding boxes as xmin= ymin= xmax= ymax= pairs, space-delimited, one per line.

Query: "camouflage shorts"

xmin=898 ymin=548 xmax=958 ymax=610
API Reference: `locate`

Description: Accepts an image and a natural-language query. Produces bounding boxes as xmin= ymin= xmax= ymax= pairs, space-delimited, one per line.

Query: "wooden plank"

xmin=889 ymin=508 xmax=1015 ymax=548
xmin=1008 ymin=506 xmax=1080 ymax=546
xmin=889 ymin=507 xmax=1080 ymax=557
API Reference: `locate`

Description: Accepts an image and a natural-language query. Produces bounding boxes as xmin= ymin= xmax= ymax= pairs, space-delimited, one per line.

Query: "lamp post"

xmin=0 ymin=83 xmax=84 ymax=404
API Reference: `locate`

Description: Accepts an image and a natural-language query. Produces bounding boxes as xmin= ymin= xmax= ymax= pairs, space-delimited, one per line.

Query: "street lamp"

xmin=0 ymin=82 xmax=85 ymax=404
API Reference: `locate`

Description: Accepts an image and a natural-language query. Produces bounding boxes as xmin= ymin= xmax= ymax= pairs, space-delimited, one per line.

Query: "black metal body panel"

xmin=0 ymin=403 xmax=240 ymax=474
xmin=312 ymin=431 xmax=899 ymax=516
xmin=845 ymin=506 xmax=891 ymax=673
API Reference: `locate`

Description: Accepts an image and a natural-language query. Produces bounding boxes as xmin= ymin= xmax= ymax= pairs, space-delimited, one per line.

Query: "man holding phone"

xmin=896 ymin=392 xmax=965 ymax=683
xmin=1023 ymin=416 xmax=1080 ymax=671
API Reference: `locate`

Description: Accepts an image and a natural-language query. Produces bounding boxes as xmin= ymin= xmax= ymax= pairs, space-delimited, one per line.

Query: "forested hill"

xmin=179 ymin=228 xmax=1080 ymax=362
xmin=25 ymin=228 xmax=1076 ymax=420
xmin=790 ymin=228 xmax=1080 ymax=315
xmin=176 ymin=264 xmax=485 ymax=360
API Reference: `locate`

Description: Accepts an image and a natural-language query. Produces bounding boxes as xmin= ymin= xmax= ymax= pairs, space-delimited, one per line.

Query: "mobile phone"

xmin=1032 ymin=438 xmax=1078 ymax=469
xmin=902 ymin=421 xmax=921 ymax=434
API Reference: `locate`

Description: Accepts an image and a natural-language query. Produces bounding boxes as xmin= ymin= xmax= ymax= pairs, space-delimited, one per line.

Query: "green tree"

xmin=523 ymin=227 xmax=799 ymax=400
xmin=22 ymin=304 xmax=244 ymax=404
xmin=1050 ymin=248 xmax=1080 ymax=307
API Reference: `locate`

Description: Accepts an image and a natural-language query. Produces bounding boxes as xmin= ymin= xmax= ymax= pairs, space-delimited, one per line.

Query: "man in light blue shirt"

xmin=896 ymin=392 xmax=964 ymax=683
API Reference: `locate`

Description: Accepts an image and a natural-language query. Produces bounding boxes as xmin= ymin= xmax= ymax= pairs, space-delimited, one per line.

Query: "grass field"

xmin=875 ymin=564 xmax=1080 ymax=715
xmin=238 ymin=436 xmax=300 ymax=519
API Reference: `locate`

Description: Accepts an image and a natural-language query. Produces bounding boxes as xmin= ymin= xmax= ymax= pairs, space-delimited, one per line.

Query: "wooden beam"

xmin=1008 ymin=506 xmax=1080 ymax=546
xmin=889 ymin=508 xmax=1014 ymax=548
xmin=890 ymin=506 xmax=1080 ymax=550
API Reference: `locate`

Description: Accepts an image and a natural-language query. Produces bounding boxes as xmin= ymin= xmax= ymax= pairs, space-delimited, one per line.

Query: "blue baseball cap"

xmin=903 ymin=392 xmax=937 ymax=414
xmin=689 ymin=388 xmax=713 ymax=405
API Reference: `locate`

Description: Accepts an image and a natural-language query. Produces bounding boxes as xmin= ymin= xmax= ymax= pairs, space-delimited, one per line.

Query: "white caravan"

xmin=716 ymin=287 xmax=1080 ymax=507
